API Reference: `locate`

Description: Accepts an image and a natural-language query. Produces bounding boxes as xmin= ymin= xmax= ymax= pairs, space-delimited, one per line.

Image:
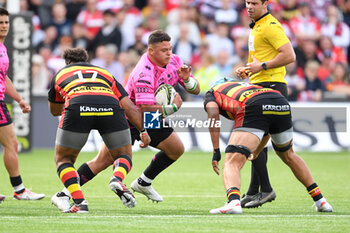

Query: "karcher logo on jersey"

xmin=80 ymin=106 xmax=113 ymax=116
xmin=262 ymin=104 xmax=290 ymax=115
xmin=143 ymin=110 xmax=161 ymax=129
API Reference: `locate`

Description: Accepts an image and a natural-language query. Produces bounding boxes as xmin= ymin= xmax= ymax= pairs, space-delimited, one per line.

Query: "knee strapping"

xmin=225 ymin=145 xmax=251 ymax=159
xmin=272 ymin=140 xmax=293 ymax=152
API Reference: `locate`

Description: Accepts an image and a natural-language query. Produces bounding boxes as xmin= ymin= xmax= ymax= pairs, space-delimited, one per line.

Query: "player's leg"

xmin=54 ymin=127 xmax=90 ymax=213
xmin=0 ymin=123 xmax=45 ymax=200
xmin=210 ymin=131 xmax=260 ymax=214
xmin=272 ymin=138 xmax=333 ymax=212
xmin=101 ymin=126 xmax=136 ymax=208
xmin=131 ymin=128 xmax=183 ymax=202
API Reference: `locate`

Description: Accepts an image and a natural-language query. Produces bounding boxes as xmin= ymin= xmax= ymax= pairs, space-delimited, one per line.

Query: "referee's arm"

xmin=264 ymin=42 xmax=296 ymax=70
xmin=247 ymin=42 xmax=296 ymax=74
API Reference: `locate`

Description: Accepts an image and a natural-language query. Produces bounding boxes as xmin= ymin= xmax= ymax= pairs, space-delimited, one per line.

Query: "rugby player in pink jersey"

xmin=0 ymin=8 xmax=44 ymax=201
xmin=52 ymin=30 xmax=200 ymax=210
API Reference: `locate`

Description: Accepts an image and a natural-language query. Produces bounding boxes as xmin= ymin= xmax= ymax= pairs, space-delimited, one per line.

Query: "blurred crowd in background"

xmin=1 ymin=0 xmax=349 ymax=101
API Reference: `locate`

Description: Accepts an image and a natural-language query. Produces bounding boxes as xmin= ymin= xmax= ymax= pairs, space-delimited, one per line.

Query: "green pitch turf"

xmin=0 ymin=149 xmax=349 ymax=233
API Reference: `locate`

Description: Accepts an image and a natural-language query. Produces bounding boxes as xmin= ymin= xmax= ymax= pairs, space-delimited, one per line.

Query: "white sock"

xmin=140 ymin=173 xmax=153 ymax=184
xmin=62 ymin=188 xmax=72 ymax=198
xmin=13 ymin=183 xmax=25 ymax=193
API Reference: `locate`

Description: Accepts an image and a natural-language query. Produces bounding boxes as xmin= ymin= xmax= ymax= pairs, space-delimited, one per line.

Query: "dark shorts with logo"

xmin=60 ymin=104 xmax=129 ymax=134
xmin=129 ymin=121 xmax=173 ymax=148
xmin=236 ymin=94 xmax=292 ymax=135
xmin=0 ymin=101 xmax=12 ymax=127
xmin=255 ymin=82 xmax=288 ymax=98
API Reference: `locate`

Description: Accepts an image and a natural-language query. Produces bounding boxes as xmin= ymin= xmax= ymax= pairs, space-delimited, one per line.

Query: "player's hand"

xmin=19 ymin=99 xmax=31 ymax=113
xmin=173 ymin=93 xmax=182 ymax=109
xmin=139 ymin=130 xmax=151 ymax=148
xmin=246 ymin=56 xmax=263 ymax=74
xmin=235 ymin=67 xmax=249 ymax=80
xmin=212 ymin=148 xmax=221 ymax=175
xmin=176 ymin=64 xmax=192 ymax=81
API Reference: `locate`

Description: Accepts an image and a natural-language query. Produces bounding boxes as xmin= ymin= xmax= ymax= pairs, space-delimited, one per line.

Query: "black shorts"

xmin=255 ymin=82 xmax=288 ymax=98
xmin=129 ymin=121 xmax=173 ymax=147
xmin=60 ymin=104 xmax=129 ymax=134
xmin=235 ymin=95 xmax=292 ymax=135
xmin=0 ymin=101 xmax=12 ymax=127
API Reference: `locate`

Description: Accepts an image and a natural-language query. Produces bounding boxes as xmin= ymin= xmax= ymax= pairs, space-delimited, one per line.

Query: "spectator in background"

xmin=166 ymin=7 xmax=201 ymax=46
xmin=117 ymin=0 xmax=143 ymax=51
xmin=325 ymin=62 xmax=350 ymax=98
xmin=317 ymin=36 xmax=347 ymax=64
xmin=306 ymin=0 xmax=334 ymax=23
xmin=321 ymin=5 xmax=350 ymax=53
xmin=205 ymin=22 xmax=234 ymax=57
xmin=280 ymin=0 xmax=299 ymax=21
xmin=96 ymin=0 xmax=123 ymax=11
xmin=91 ymin=44 xmax=125 ymax=84
xmin=317 ymin=50 xmax=334 ymax=83
xmin=338 ymin=0 xmax=350 ymax=26
xmin=142 ymin=0 xmax=167 ymax=29
xmin=49 ymin=2 xmax=72 ymax=39
xmin=27 ymin=0 xmax=55 ymax=28
xmin=36 ymin=25 xmax=58 ymax=52
xmin=172 ymin=22 xmax=197 ymax=65
xmin=71 ymin=22 xmax=89 ymax=49
xmin=290 ymin=2 xmax=321 ymax=44
xmin=298 ymin=60 xmax=325 ymax=102
xmin=294 ymin=39 xmax=319 ymax=70
xmin=48 ymin=36 xmax=73 ymax=73
xmin=64 ymin=0 xmax=85 ymax=22
xmin=32 ymin=54 xmax=50 ymax=96
xmin=285 ymin=61 xmax=304 ymax=101
xmin=214 ymin=0 xmax=238 ymax=27
xmin=89 ymin=9 xmax=122 ymax=54
xmin=230 ymin=10 xmax=251 ymax=41
xmin=193 ymin=53 xmax=220 ymax=95
xmin=20 ymin=0 xmax=44 ymax=48
xmin=76 ymin=0 xmax=104 ymax=40
xmin=213 ymin=50 xmax=233 ymax=77
xmin=128 ymin=26 xmax=147 ymax=56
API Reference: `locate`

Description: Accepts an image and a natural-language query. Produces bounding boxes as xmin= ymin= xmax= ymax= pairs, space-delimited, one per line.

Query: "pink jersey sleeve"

xmin=0 ymin=43 xmax=9 ymax=101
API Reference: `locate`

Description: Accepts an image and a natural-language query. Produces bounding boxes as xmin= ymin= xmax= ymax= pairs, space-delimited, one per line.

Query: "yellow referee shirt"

xmin=248 ymin=13 xmax=290 ymax=84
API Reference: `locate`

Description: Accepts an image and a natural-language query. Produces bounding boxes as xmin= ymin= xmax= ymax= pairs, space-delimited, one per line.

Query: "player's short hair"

xmin=261 ymin=0 xmax=268 ymax=3
xmin=0 ymin=8 xmax=9 ymax=16
xmin=63 ymin=48 xmax=89 ymax=64
xmin=148 ymin=30 xmax=171 ymax=45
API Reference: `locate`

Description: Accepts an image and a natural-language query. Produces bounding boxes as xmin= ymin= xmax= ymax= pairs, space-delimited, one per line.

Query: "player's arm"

xmin=48 ymin=102 xmax=64 ymax=116
xmin=120 ymin=97 xmax=151 ymax=148
xmin=177 ymin=65 xmax=200 ymax=95
xmin=5 ymin=76 xmax=31 ymax=113
xmin=205 ymin=100 xmax=221 ymax=175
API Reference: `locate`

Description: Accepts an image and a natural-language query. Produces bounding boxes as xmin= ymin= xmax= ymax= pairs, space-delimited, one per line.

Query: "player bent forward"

xmin=48 ymin=48 xmax=150 ymax=213
xmin=204 ymin=79 xmax=333 ymax=214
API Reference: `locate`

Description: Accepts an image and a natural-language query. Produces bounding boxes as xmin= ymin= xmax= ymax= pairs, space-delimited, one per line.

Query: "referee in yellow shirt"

xmin=235 ymin=0 xmax=296 ymax=208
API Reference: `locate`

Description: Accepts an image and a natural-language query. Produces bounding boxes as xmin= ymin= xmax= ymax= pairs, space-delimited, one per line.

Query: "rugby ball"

xmin=155 ymin=84 xmax=176 ymax=105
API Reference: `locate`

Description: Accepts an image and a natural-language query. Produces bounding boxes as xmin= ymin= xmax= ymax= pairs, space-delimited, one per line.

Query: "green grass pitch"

xmin=0 ymin=149 xmax=349 ymax=233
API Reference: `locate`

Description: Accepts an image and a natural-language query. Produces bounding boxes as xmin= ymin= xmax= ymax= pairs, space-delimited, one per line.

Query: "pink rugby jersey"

xmin=0 ymin=42 xmax=9 ymax=101
xmin=125 ymin=53 xmax=190 ymax=105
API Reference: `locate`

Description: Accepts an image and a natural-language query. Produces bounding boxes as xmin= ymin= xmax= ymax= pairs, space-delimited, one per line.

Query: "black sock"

xmin=143 ymin=151 xmax=175 ymax=180
xmin=307 ymin=183 xmax=323 ymax=201
xmin=246 ymin=164 xmax=260 ymax=195
xmin=77 ymin=163 xmax=96 ymax=186
xmin=251 ymin=148 xmax=272 ymax=193
xmin=10 ymin=175 xmax=25 ymax=194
